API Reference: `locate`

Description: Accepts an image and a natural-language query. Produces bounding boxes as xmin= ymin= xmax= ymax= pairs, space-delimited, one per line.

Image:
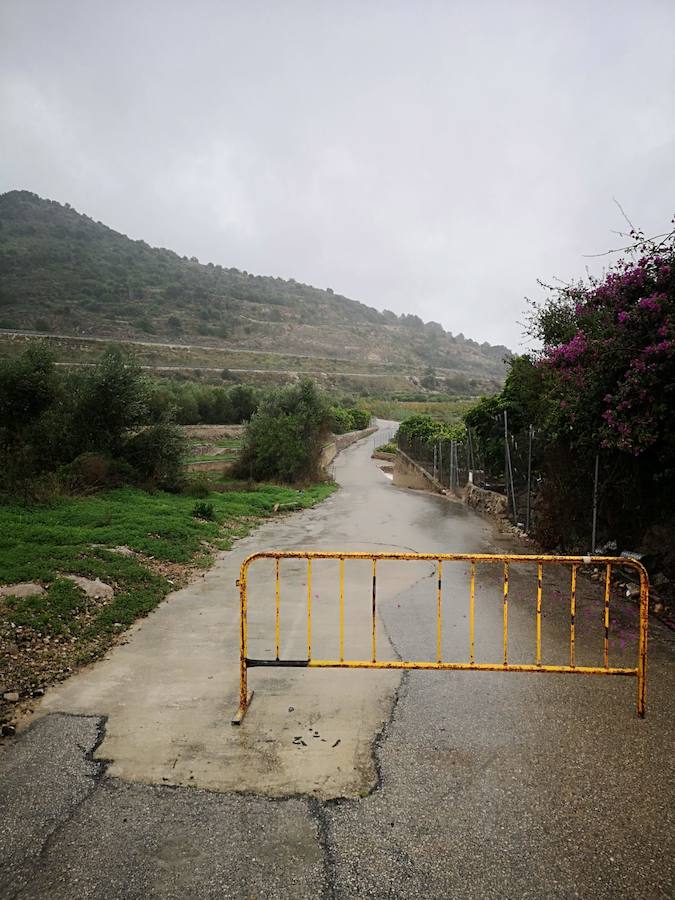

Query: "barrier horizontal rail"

xmin=231 ymin=552 xmax=649 ymax=724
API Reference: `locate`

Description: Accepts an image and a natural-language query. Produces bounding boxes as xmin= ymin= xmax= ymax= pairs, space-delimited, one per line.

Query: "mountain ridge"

xmin=0 ymin=190 xmax=510 ymax=392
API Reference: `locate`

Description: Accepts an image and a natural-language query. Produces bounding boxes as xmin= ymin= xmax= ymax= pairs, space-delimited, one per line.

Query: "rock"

xmin=0 ymin=582 xmax=46 ymax=599
xmin=64 ymin=575 xmax=114 ymax=601
xmin=32 ymin=687 xmax=45 ymax=697
xmin=654 ymin=602 xmax=664 ymax=615
xmin=1 ymin=724 xmax=16 ymax=737
xmin=3 ymin=692 xmax=19 ymax=702
xmin=626 ymin=585 xmax=640 ymax=599
xmin=599 ymin=540 xmax=618 ymax=553
xmin=108 ymin=546 xmax=134 ymax=557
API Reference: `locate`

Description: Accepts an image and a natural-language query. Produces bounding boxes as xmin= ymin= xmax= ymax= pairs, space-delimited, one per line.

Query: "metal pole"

xmin=526 ymin=424 xmax=533 ymax=533
xmin=438 ymin=440 xmax=443 ymax=486
xmin=591 ymin=452 xmax=599 ymax=552
xmin=433 ymin=442 xmax=438 ymax=481
xmin=504 ymin=412 xmax=508 ymax=502
xmin=504 ymin=411 xmax=517 ymax=521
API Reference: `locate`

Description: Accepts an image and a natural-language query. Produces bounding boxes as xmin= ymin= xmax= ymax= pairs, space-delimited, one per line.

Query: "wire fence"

xmin=397 ymin=431 xmax=472 ymax=494
xmin=396 ymin=413 xmax=540 ymax=533
xmin=373 ymin=428 xmax=396 ymax=449
xmin=394 ymin=412 xmax=659 ymax=559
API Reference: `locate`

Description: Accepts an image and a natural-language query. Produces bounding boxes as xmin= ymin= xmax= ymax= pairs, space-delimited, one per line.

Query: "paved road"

xmin=1 ymin=425 xmax=673 ymax=898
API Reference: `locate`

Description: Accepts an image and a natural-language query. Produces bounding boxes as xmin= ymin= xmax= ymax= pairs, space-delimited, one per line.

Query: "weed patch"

xmin=0 ymin=481 xmax=336 ymax=720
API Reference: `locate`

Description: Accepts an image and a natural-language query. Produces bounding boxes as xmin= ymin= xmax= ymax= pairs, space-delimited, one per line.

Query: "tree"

xmin=71 ymin=348 xmax=150 ymax=455
xmin=238 ymin=379 xmax=330 ymax=482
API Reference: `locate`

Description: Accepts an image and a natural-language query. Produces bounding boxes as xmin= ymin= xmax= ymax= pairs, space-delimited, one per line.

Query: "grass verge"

xmin=0 ymin=481 xmax=336 ymax=723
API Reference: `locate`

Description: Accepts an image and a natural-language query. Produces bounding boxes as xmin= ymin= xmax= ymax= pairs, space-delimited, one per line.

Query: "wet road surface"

xmin=1 ymin=425 xmax=673 ymax=898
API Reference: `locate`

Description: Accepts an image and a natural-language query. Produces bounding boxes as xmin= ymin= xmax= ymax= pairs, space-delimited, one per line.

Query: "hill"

xmin=0 ymin=190 xmax=510 ymax=393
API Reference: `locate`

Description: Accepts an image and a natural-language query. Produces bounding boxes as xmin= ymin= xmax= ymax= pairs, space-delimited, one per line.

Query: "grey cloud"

xmin=2 ymin=0 xmax=674 ymax=348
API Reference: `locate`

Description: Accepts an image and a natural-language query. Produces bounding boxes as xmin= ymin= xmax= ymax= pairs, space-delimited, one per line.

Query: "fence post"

xmin=591 ymin=452 xmax=600 ymax=552
xmin=526 ymin=424 xmax=533 ymax=533
xmin=504 ymin=411 xmax=518 ymax=522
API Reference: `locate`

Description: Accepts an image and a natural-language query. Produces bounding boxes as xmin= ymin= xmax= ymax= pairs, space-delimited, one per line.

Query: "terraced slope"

xmin=0 ymin=190 xmax=510 ymax=392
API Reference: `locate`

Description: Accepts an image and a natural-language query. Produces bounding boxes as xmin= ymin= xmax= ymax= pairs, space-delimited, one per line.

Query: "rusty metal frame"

xmin=231 ymin=552 xmax=649 ymax=724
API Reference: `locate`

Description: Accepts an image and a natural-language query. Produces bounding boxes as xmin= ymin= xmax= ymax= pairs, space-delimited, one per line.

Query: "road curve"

xmin=1 ymin=423 xmax=673 ymax=899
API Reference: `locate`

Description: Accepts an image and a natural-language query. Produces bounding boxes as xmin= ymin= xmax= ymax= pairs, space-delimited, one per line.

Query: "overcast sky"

xmin=2 ymin=1 xmax=674 ymax=349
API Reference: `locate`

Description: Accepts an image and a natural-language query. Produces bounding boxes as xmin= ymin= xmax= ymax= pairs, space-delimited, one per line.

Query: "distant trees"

xmin=147 ymin=380 xmax=259 ymax=425
xmin=0 ymin=343 xmax=186 ymax=496
xmin=329 ymin=404 xmax=371 ymax=434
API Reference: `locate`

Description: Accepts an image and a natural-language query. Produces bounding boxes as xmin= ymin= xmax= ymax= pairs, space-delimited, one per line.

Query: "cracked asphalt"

xmin=1 ymin=427 xmax=673 ymax=899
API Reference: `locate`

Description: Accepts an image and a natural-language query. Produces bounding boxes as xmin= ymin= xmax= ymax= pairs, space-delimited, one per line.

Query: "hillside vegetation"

xmin=0 ymin=190 xmax=509 ymax=394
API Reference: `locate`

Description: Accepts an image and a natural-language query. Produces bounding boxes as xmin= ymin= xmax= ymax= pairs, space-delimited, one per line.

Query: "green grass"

xmin=185 ymin=435 xmax=242 ymax=464
xmin=186 ymin=452 xmax=239 ymax=463
xmin=0 ymin=482 xmax=337 ymax=686
xmin=376 ymin=442 xmax=398 ymax=454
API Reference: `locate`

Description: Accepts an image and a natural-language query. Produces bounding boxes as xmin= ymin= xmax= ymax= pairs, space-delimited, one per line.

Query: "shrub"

xmin=121 ymin=423 xmax=187 ymax=488
xmin=329 ymin=405 xmax=371 ymax=434
xmin=329 ymin=406 xmax=354 ymax=434
xmin=71 ymin=348 xmax=151 ymax=456
xmin=349 ymin=407 xmax=371 ymax=430
xmin=238 ymin=379 xmax=331 ymax=482
xmin=59 ymin=454 xmax=139 ymax=491
xmin=180 ymin=476 xmax=212 ymax=498
xmin=192 ymin=501 xmax=215 ymax=520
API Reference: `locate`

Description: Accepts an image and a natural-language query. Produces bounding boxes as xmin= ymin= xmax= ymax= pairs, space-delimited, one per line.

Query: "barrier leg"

xmin=232 ymin=571 xmax=254 ymax=725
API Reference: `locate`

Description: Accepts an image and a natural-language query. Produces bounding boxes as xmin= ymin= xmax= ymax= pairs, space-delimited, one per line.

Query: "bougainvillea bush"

xmin=467 ymin=221 xmax=675 ymax=550
xmin=537 ymin=229 xmax=675 ymax=459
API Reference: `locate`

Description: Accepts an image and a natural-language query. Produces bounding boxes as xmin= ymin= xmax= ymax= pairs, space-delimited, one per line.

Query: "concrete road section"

xmin=2 ymin=421 xmax=673 ymax=899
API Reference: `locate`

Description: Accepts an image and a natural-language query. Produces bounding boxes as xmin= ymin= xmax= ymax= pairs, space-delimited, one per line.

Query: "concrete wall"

xmin=371 ymin=449 xmax=397 ymax=462
xmin=321 ymin=426 xmax=378 ymax=468
xmin=393 ymin=450 xmax=446 ymax=493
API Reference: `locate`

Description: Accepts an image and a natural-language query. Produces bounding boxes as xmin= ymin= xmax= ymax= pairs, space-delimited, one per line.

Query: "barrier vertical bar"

xmin=536 ymin=561 xmax=543 ymax=666
xmin=469 ymin=561 xmax=476 ymax=664
xmin=339 ymin=557 xmax=345 ymax=662
xmin=231 ymin=560 xmax=253 ymax=725
xmin=274 ymin=557 xmax=280 ymax=660
xmin=603 ymin=563 xmax=611 ymax=668
xmin=436 ymin=560 xmax=443 ymax=663
xmin=371 ymin=558 xmax=377 ymax=662
xmin=637 ymin=567 xmax=648 ymax=718
xmin=239 ymin=568 xmax=248 ymax=711
xmin=570 ymin=564 xmax=577 ymax=668
xmin=503 ymin=562 xmax=509 ymax=665
xmin=307 ymin=558 xmax=312 ymax=661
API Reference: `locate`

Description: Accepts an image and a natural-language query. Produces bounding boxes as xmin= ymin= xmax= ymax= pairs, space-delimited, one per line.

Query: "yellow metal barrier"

xmin=231 ymin=552 xmax=649 ymax=723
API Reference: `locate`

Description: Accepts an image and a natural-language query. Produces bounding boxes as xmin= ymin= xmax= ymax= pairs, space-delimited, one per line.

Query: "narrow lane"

xmin=1 ymin=423 xmax=673 ymax=899
xmin=34 ymin=419 xmax=500 ymax=799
